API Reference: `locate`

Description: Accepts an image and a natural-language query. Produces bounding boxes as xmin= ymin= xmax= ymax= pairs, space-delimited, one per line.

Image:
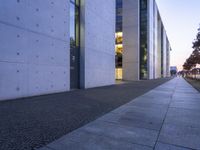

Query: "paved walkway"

xmin=39 ymin=78 xmax=200 ymax=150
xmin=0 ymin=78 xmax=171 ymax=150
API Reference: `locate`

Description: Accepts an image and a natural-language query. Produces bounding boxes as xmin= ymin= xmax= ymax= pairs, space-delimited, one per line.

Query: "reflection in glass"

xmin=70 ymin=0 xmax=80 ymax=89
xmin=140 ymin=0 xmax=148 ymax=79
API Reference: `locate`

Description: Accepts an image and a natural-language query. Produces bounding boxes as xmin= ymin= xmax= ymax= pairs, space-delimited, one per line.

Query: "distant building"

xmin=170 ymin=66 xmax=178 ymax=76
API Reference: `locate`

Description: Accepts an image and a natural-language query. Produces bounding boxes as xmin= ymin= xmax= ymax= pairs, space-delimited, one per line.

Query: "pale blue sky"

xmin=156 ymin=0 xmax=200 ymax=70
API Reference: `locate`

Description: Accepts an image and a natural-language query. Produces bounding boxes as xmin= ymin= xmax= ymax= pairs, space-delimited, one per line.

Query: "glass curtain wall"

xmin=70 ymin=0 xmax=80 ymax=89
xmin=140 ymin=0 xmax=148 ymax=80
xmin=115 ymin=0 xmax=123 ymax=80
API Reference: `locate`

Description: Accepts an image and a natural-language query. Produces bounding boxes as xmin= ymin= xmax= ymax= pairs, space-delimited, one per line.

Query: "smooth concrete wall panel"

xmin=0 ymin=0 xmax=70 ymax=100
xmin=156 ymin=15 xmax=162 ymax=78
xmin=154 ymin=1 xmax=170 ymax=78
xmin=154 ymin=4 xmax=163 ymax=79
xmin=154 ymin=4 xmax=158 ymax=78
xmin=121 ymin=0 xmax=169 ymax=80
xmin=0 ymin=0 xmax=69 ymax=41
xmin=123 ymin=0 xmax=140 ymax=81
xmin=28 ymin=64 xmax=69 ymax=96
xmin=147 ymin=0 xmax=155 ymax=79
xmin=81 ymin=0 xmax=115 ymax=88
xmin=166 ymin=40 xmax=170 ymax=77
xmin=0 ymin=62 xmax=29 ymax=100
xmin=162 ymin=29 xmax=167 ymax=77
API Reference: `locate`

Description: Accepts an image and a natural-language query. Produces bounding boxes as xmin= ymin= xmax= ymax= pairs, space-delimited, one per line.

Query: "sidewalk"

xmin=0 ymin=78 xmax=171 ymax=150
xmin=39 ymin=78 xmax=200 ymax=150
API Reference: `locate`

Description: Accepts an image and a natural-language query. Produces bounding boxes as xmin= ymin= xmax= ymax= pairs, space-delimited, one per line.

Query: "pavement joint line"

xmin=160 ymin=120 xmax=200 ymax=129
xmin=68 ymin=129 xmax=154 ymax=149
xmin=169 ymin=106 xmax=200 ymax=111
xmin=110 ymin=103 xmax=169 ymax=111
xmin=101 ymin=119 xmax=160 ymax=132
xmin=95 ymin=119 xmax=157 ymax=137
xmin=153 ymin=79 xmax=178 ymax=150
xmin=157 ymin=141 xmax=195 ymax=150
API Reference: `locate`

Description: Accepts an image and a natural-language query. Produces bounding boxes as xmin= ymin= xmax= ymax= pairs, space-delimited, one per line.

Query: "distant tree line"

xmin=183 ymin=26 xmax=200 ymax=70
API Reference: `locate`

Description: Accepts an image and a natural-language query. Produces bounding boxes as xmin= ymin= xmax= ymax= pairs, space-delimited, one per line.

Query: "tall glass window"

xmin=116 ymin=0 xmax=123 ymax=32
xmin=70 ymin=0 xmax=80 ymax=89
xmin=115 ymin=0 xmax=123 ymax=80
xmin=140 ymin=0 xmax=148 ymax=80
xmin=70 ymin=0 xmax=79 ymax=47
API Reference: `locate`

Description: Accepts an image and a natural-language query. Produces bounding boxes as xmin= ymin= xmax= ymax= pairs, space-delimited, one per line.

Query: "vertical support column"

xmin=123 ymin=0 xmax=140 ymax=81
xmin=147 ymin=0 xmax=155 ymax=79
xmin=162 ymin=29 xmax=167 ymax=77
xmin=156 ymin=14 xmax=162 ymax=78
xmin=79 ymin=0 xmax=86 ymax=89
xmin=154 ymin=4 xmax=158 ymax=78
xmin=80 ymin=0 xmax=115 ymax=88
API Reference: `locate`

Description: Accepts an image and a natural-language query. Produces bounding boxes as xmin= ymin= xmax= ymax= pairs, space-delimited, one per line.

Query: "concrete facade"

xmin=0 ymin=0 xmax=70 ymax=100
xmin=161 ymin=28 xmax=171 ymax=77
xmin=121 ymin=0 xmax=171 ymax=81
xmin=156 ymin=12 xmax=162 ymax=78
xmin=122 ymin=0 xmax=140 ymax=81
xmin=148 ymin=0 xmax=155 ymax=79
xmin=0 ymin=0 xmax=115 ymax=100
xmin=162 ymin=29 xmax=167 ymax=77
xmin=80 ymin=0 xmax=115 ymax=88
xmin=166 ymin=38 xmax=171 ymax=77
xmin=0 ymin=0 xmax=170 ymax=100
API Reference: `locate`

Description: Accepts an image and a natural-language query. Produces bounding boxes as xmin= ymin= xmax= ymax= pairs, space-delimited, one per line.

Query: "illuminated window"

xmin=115 ymin=0 xmax=123 ymax=80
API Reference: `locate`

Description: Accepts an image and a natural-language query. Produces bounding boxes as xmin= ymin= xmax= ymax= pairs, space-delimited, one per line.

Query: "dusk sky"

xmin=156 ymin=0 xmax=200 ymax=71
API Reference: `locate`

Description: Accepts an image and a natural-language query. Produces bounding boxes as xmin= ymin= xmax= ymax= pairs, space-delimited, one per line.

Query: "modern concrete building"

xmin=115 ymin=0 xmax=171 ymax=80
xmin=0 ymin=0 xmax=171 ymax=101
xmin=0 ymin=0 xmax=115 ymax=100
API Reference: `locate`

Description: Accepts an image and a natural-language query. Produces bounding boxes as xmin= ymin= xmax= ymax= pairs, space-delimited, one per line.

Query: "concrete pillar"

xmin=147 ymin=0 xmax=155 ymax=79
xmin=80 ymin=0 xmax=116 ymax=88
xmin=122 ymin=0 xmax=140 ymax=81
xmin=156 ymin=14 xmax=162 ymax=78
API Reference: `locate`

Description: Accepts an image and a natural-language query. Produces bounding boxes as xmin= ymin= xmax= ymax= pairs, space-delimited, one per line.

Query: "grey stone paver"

xmin=164 ymin=107 xmax=200 ymax=127
xmin=170 ymin=100 xmax=200 ymax=110
xmin=83 ymin=121 xmax=158 ymax=147
xmin=155 ymin=142 xmax=192 ymax=150
xmin=158 ymin=78 xmax=200 ymax=150
xmin=111 ymin=104 xmax=168 ymax=116
xmin=38 ymin=78 xmax=200 ymax=150
xmin=158 ymin=123 xmax=200 ymax=149
xmin=47 ymin=129 xmax=153 ymax=150
xmin=105 ymin=104 xmax=168 ymax=131
xmin=98 ymin=109 xmax=164 ymax=131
